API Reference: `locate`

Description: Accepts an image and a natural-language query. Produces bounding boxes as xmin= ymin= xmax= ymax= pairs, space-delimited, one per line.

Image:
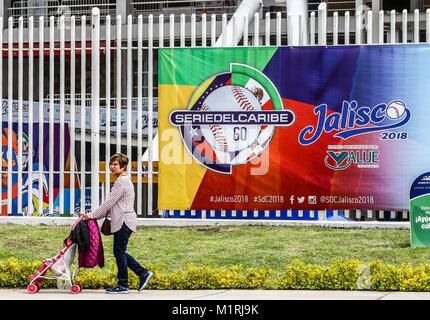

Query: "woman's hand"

xmin=82 ymin=213 xmax=92 ymax=220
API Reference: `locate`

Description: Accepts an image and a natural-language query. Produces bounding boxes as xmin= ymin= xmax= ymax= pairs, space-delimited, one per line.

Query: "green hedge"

xmin=3 ymin=257 xmax=430 ymax=291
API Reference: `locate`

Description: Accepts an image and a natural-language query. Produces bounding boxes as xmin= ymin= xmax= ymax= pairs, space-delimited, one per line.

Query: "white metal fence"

xmin=8 ymin=0 xmax=117 ymax=26
xmin=2 ymin=3 xmax=429 ymax=218
xmin=130 ymin=0 xmax=239 ymax=18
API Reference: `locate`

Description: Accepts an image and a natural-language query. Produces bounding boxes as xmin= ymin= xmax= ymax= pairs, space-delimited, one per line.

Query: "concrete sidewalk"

xmin=1 ymin=289 xmax=429 ymax=300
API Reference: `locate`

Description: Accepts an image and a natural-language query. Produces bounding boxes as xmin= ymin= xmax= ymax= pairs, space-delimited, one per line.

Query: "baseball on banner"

xmin=200 ymin=85 xmax=262 ymax=153
xmin=386 ymin=100 xmax=406 ymax=119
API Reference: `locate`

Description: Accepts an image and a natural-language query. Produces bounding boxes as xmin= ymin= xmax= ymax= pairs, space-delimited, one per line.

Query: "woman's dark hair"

xmin=109 ymin=153 xmax=129 ymax=169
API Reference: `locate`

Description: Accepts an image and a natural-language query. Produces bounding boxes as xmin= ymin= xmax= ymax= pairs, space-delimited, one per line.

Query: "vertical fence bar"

xmin=367 ymin=10 xmax=373 ymax=44
xmin=159 ymin=14 xmax=164 ymax=48
xmin=137 ymin=14 xmax=143 ymax=216
xmin=265 ymin=12 xmax=270 ymax=46
xmin=232 ymin=16 xmax=237 ymax=47
xmin=379 ymin=10 xmax=384 ymax=44
xmin=59 ymin=15 xmax=65 ymax=215
xmin=91 ymin=8 xmax=101 ymax=210
xmin=390 ymin=10 xmax=396 ymax=44
xmin=70 ymin=16 xmax=76 ymax=216
xmin=427 ymin=9 xmax=430 ymax=43
xmin=318 ymin=3 xmax=327 ymax=45
xmin=222 ymin=14 xmax=227 ymax=47
xmin=169 ymin=14 xmax=174 ymax=47
xmin=287 ymin=14 xmax=292 ymax=46
xmin=7 ymin=17 xmax=12 ymax=215
xmin=180 ymin=14 xmax=185 ymax=47
xmin=402 ymin=9 xmax=407 ymax=44
xmin=126 ymin=14 xmax=132 ymax=174
xmin=105 ymin=15 xmax=111 ymax=197
xmin=202 ymin=13 xmax=207 ymax=47
xmin=310 ymin=12 xmax=315 ymax=45
xmin=7 ymin=17 xmax=13 ymax=215
xmin=299 ymin=14 xmax=305 ymax=45
xmin=414 ymin=9 xmax=419 ymax=43
xmin=18 ymin=17 xmax=23 ymax=215
xmin=244 ymin=15 xmax=249 ymax=46
xmin=211 ymin=14 xmax=216 ymax=46
xmin=80 ymin=15 xmax=86 ymax=214
xmin=148 ymin=14 xmax=154 ymax=216
xmin=49 ymin=16 xmax=54 ymax=216
xmin=116 ymin=15 xmax=121 ymax=152
xmin=191 ymin=13 xmax=196 ymax=47
xmin=345 ymin=11 xmax=350 ymax=44
xmin=276 ymin=12 xmax=281 ymax=46
xmin=333 ymin=11 xmax=338 ymax=45
xmin=38 ymin=16 xmax=44 ymax=215
xmin=28 ymin=16 xmax=33 ymax=215
xmin=355 ymin=11 xmax=361 ymax=44
xmin=254 ymin=12 xmax=259 ymax=46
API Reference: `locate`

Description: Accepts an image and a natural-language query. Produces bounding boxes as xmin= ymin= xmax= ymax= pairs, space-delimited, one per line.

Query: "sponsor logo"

xmin=298 ymin=100 xmax=410 ymax=145
xmin=324 ymin=146 xmax=380 ymax=170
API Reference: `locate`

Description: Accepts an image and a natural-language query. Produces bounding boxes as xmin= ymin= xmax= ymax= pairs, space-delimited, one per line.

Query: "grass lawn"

xmin=1 ymin=224 xmax=429 ymax=272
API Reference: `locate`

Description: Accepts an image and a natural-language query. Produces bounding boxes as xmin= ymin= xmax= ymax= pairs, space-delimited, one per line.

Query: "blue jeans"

xmin=113 ymin=223 xmax=148 ymax=288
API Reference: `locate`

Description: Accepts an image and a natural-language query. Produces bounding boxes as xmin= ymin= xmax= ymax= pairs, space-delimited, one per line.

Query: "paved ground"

xmin=1 ymin=289 xmax=429 ymax=300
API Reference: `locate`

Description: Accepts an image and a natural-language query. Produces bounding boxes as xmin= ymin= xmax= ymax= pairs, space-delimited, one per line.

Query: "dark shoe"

xmin=106 ymin=285 xmax=129 ymax=294
xmin=138 ymin=271 xmax=153 ymax=291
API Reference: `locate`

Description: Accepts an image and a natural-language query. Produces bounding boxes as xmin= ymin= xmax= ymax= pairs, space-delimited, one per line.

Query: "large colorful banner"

xmin=158 ymin=45 xmax=430 ymax=210
xmin=0 ymin=122 xmax=73 ymax=216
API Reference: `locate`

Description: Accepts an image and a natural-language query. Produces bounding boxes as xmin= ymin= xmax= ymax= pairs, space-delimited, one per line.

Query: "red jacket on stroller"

xmin=67 ymin=219 xmax=104 ymax=268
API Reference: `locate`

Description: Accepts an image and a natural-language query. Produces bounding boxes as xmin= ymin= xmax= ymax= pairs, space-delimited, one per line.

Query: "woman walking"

xmin=83 ymin=153 xmax=153 ymax=294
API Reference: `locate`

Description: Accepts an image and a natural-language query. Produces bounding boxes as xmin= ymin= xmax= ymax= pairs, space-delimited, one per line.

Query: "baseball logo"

xmin=200 ymin=85 xmax=262 ymax=153
xmin=170 ymin=63 xmax=294 ymax=174
xmin=386 ymin=100 xmax=406 ymax=119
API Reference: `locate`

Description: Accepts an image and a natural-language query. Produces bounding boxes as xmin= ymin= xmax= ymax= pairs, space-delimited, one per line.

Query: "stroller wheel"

xmin=36 ymin=284 xmax=41 ymax=292
xmin=27 ymin=284 xmax=39 ymax=294
xmin=70 ymin=284 xmax=81 ymax=294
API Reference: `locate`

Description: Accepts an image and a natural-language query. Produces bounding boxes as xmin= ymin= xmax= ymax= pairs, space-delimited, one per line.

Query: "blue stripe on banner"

xmin=325 ymin=210 xmax=350 ymax=221
xmin=160 ymin=209 xmax=357 ymax=221
xmin=162 ymin=209 xmax=320 ymax=220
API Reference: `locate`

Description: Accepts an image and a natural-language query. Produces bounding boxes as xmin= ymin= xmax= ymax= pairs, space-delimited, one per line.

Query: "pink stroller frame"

xmin=27 ymin=216 xmax=84 ymax=294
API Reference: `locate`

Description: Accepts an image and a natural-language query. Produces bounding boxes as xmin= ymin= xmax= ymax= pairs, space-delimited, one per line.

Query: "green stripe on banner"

xmin=230 ymin=63 xmax=283 ymax=110
xmin=158 ymin=47 xmax=278 ymax=86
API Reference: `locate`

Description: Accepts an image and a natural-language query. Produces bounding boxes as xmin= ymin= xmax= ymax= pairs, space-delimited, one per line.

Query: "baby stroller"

xmin=27 ymin=216 xmax=84 ymax=294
